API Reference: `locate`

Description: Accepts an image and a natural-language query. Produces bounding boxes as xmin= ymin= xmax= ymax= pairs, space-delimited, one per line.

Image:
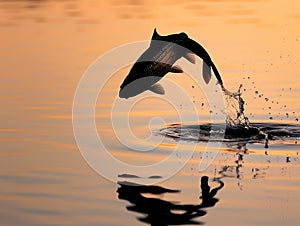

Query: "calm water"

xmin=1 ymin=0 xmax=300 ymax=225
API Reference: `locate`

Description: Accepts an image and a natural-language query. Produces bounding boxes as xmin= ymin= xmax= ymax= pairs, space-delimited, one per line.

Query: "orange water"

xmin=1 ymin=1 xmax=300 ymax=225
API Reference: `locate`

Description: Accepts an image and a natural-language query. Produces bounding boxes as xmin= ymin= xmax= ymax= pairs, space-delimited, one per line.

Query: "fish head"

xmin=119 ymin=76 xmax=152 ymax=99
xmin=119 ymin=75 xmax=164 ymax=99
xmin=119 ymin=85 xmax=142 ymax=99
xmin=119 ymin=78 xmax=140 ymax=99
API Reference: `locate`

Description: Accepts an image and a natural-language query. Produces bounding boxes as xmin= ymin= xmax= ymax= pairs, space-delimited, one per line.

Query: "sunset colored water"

xmin=1 ymin=1 xmax=300 ymax=225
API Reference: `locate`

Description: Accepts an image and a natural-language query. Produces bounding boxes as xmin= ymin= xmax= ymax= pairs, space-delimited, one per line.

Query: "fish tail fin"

xmin=210 ymin=63 xmax=223 ymax=85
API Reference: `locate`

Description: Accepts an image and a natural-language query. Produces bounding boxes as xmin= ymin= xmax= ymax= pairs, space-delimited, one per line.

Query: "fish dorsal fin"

xmin=202 ymin=61 xmax=212 ymax=84
xmin=149 ymin=83 xmax=165 ymax=95
xmin=151 ymin=28 xmax=161 ymax=40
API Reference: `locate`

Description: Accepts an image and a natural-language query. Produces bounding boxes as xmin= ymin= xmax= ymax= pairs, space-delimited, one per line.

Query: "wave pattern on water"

xmin=160 ymin=122 xmax=300 ymax=144
xmin=160 ymin=84 xmax=300 ymax=146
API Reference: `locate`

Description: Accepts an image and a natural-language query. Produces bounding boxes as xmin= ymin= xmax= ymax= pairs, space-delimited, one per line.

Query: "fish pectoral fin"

xmin=149 ymin=83 xmax=165 ymax=95
xmin=202 ymin=61 xmax=212 ymax=84
xmin=170 ymin=65 xmax=183 ymax=73
xmin=184 ymin=53 xmax=196 ymax=64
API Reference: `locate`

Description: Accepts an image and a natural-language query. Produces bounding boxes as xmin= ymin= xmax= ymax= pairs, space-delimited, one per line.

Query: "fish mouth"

xmin=119 ymin=88 xmax=130 ymax=99
xmin=118 ymin=76 xmax=160 ymax=99
xmin=119 ymin=85 xmax=145 ymax=99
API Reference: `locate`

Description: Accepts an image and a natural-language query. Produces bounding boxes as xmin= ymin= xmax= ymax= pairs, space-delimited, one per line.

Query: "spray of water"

xmin=222 ymin=84 xmax=250 ymax=128
xmin=221 ymin=84 xmax=269 ymax=147
xmin=221 ymin=84 xmax=250 ymax=127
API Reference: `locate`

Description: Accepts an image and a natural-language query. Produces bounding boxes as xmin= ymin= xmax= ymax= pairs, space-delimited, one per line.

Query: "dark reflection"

xmin=218 ymin=153 xmax=245 ymax=180
xmin=160 ymin=122 xmax=300 ymax=150
xmin=217 ymin=151 xmax=267 ymax=191
xmin=199 ymin=176 xmax=224 ymax=208
xmin=117 ymin=176 xmax=224 ymax=226
xmin=218 ymin=153 xmax=244 ymax=190
xmin=160 ymin=123 xmax=264 ymax=144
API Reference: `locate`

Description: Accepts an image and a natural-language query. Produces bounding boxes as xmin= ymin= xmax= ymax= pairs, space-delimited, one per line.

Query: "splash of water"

xmin=221 ymin=84 xmax=269 ymax=147
xmin=221 ymin=84 xmax=250 ymax=128
xmin=160 ymin=83 xmax=299 ymax=146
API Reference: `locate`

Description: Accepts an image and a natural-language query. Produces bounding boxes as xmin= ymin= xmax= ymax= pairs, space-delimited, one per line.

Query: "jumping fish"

xmin=119 ymin=29 xmax=223 ymax=99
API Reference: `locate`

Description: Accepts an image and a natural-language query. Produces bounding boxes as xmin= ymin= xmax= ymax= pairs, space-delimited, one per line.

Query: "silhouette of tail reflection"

xmin=200 ymin=176 xmax=224 ymax=208
xmin=117 ymin=176 xmax=224 ymax=226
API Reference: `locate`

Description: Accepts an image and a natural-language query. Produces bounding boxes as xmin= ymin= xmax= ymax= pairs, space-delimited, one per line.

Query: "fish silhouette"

xmin=119 ymin=29 xmax=223 ymax=99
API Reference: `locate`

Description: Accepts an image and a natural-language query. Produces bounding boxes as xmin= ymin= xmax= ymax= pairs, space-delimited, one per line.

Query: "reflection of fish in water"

xmin=119 ymin=29 xmax=223 ymax=99
xmin=117 ymin=176 xmax=224 ymax=225
xmin=200 ymin=176 xmax=224 ymax=208
xmin=117 ymin=181 xmax=206 ymax=225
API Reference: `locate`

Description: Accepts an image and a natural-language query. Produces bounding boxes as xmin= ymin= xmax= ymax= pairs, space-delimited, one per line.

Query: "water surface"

xmin=1 ymin=0 xmax=300 ymax=225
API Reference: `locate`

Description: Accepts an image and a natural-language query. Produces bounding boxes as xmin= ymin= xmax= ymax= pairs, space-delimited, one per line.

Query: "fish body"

xmin=119 ymin=29 xmax=223 ymax=99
